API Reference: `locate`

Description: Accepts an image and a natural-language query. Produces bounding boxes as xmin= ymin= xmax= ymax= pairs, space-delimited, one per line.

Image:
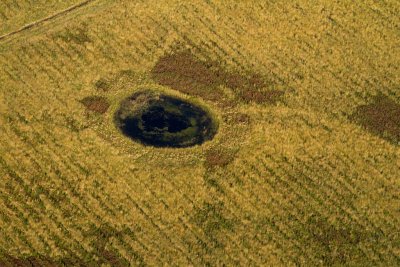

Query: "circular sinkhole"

xmin=114 ymin=90 xmax=218 ymax=148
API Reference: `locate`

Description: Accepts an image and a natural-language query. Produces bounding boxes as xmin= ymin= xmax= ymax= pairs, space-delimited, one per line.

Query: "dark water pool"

xmin=114 ymin=90 xmax=218 ymax=147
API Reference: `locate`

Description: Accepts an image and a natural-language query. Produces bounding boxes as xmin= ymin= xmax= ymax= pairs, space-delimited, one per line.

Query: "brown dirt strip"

xmin=0 ymin=0 xmax=95 ymax=43
xmin=351 ymin=94 xmax=400 ymax=144
xmin=80 ymin=96 xmax=110 ymax=114
xmin=151 ymin=51 xmax=285 ymax=105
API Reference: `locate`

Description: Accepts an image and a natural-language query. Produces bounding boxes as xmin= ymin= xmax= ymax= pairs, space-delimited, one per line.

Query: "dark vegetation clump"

xmin=56 ymin=27 xmax=91 ymax=45
xmin=95 ymin=78 xmax=111 ymax=92
xmin=151 ymin=51 xmax=284 ymax=105
xmin=80 ymin=96 xmax=110 ymax=114
xmin=351 ymin=94 xmax=400 ymax=144
xmin=114 ymin=90 xmax=218 ymax=148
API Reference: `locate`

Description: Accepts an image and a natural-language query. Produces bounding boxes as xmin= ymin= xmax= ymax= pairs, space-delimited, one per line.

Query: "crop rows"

xmin=0 ymin=0 xmax=399 ymax=265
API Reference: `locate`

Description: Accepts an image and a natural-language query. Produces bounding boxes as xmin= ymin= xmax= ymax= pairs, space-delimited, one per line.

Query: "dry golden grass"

xmin=0 ymin=0 xmax=399 ymax=266
xmin=0 ymin=0 xmax=85 ymax=36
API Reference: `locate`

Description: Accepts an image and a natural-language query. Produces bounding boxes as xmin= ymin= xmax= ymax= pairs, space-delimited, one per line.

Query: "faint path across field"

xmin=0 ymin=0 xmax=95 ymax=43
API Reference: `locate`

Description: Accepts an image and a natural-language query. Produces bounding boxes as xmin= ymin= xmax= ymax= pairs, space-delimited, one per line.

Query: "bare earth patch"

xmin=151 ymin=51 xmax=284 ymax=105
xmin=205 ymin=148 xmax=236 ymax=169
xmin=80 ymin=96 xmax=110 ymax=114
xmin=352 ymin=94 xmax=400 ymax=144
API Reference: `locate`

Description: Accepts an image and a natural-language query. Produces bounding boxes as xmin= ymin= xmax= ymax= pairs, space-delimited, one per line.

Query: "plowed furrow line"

xmin=194 ymin=3 xmax=258 ymax=67
xmin=144 ymin=184 xmax=251 ymax=266
xmin=45 ymin=148 xmax=179 ymax=262
xmin=163 ymin=8 xmax=230 ymax=63
xmin=217 ymin=170 xmax=316 ymax=265
xmin=227 ymin=161 xmax=322 ymax=265
xmin=93 ymin=165 xmax=216 ymax=265
xmin=325 ymin=149 xmax=399 ymax=229
xmin=91 ymin=147 xmax=254 ymax=264
xmin=360 ymin=1 xmax=399 ymax=31
xmin=264 ymin=153 xmax=398 ymax=262
xmin=123 ymin=15 xmax=169 ymax=62
xmin=244 ymin=158 xmax=376 ymax=264
xmin=0 ymin=54 xmax=31 ymax=85
xmin=196 ymin=2 xmax=276 ymax=71
xmin=26 ymin=44 xmax=69 ymax=88
xmin=125 ymin=193 xmax=195 ymax=265
xmin=329 ymin=152 xmax=400 ymax=236
xmin=15 ymin=56 xmax=60 ymax=95
xmin=181 ymin=12 xmax=246 ymax=70
xmin=228 ymin=167 xmax=318 ymax=265
xmin=7 ymin=53 xmax=40 ymax=86
xmin=60 ymin=42 xmax=93 ymax=69
xmin=0 ymin=0 xmax=96 ymax=42
xmin=272 ymin=155 xmax=386 ymax=261
xmin=55 ymin=41 xmax=91 ymax=72
xmin=1 ymin=127 xmax=95 ymax=257
xmin=153 ymin=169 xmax=261 ymax=265
xmin=142 ymin=176 xmax=256 ymax=266
xmin=34 ymin=41 xmax=79 ymax=79
xmin=209 ymin=175 xmax=301 ymax=265
xmin=50 ymin=40 xmax=88 ymax=78
xmin=119 ymin=229 xmax=159 ymax=266
xmin=98 ymin=34 xmax=132 ymax=66
xmin=46 ymin=40 xmax=80 ymax=78
xmin=0 ymin=183 xmax=49 ymax=253
xmin=3 ymin=123 xmax=100 ymax=234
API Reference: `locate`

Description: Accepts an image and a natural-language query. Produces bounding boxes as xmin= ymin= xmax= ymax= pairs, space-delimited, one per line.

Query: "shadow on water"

xmin=114 ymin=90 xmax=218 ymax=148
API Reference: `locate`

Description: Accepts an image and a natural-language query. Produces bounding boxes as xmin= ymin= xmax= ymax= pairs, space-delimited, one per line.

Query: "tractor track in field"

xmin=0 ymin=0 xmax=96 ymax=43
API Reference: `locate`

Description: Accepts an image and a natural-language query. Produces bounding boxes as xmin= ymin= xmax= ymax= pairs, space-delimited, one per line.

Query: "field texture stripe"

xmin=0 ymin=0 xmax=95 ymax=42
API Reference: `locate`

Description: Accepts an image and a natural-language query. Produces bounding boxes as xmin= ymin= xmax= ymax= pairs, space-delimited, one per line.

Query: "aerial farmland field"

xmin=0 ymin=0 xmax=399 ymax=266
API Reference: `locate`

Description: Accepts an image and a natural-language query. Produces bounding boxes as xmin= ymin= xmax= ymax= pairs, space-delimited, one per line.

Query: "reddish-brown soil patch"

xmin=205 ymin=148 xmax=236 ymax=169
xmin=151 ymin=51 xmax=284 ymax=105
xmin=352 ymin=94 xmax=400 ymax=144
xmin=151 ymin=51 xmax=224 ymax=102
xmin=80 ymin=96 xmax=110 ymax=114
xmin=238 ymin=88 xmax=285 ymax=104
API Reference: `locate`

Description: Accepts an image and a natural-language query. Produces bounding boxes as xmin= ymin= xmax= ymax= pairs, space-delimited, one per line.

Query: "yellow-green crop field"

xmin=0 ymin=0 xmax=399 ymax=266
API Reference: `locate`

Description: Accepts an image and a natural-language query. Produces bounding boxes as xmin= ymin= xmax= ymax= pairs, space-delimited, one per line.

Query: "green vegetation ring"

xmin=114 ymin=89 xmax=218 ymax=148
